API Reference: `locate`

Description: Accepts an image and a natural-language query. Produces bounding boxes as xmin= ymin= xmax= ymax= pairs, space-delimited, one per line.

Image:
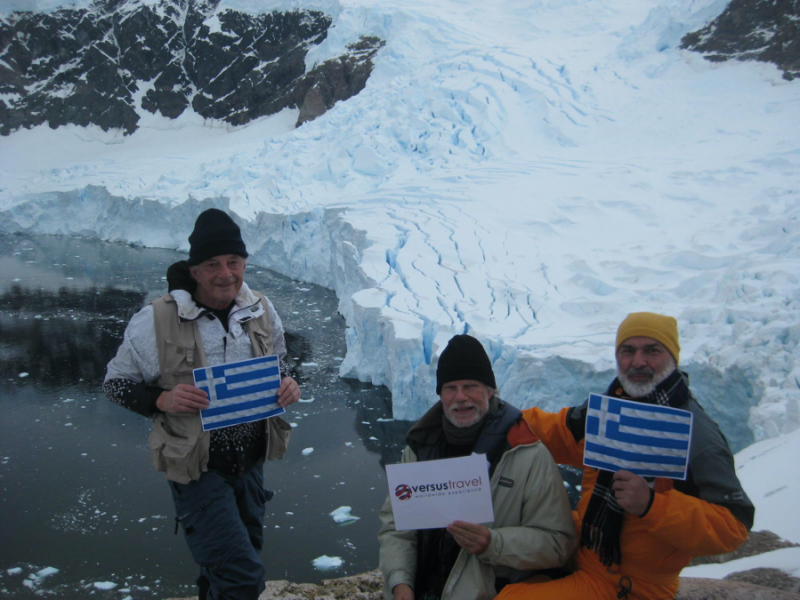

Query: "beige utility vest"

xmin=147 ymin=292 xmax=291 ymax=483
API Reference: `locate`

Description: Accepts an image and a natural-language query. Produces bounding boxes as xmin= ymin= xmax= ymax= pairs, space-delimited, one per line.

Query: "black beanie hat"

xmin=436 ymin=334 xmax=497 ymax=395
xmin=187 ymin=209 xmax=249 ymax=266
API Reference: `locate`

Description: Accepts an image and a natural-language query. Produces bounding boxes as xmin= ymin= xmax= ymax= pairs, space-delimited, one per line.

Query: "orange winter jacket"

xmin=520 ymin=405 xmax=753 ymax=599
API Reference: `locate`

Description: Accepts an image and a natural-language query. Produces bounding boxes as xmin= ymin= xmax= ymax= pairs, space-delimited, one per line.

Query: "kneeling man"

xmin=379 ymin=334 xmax=576 ymax=600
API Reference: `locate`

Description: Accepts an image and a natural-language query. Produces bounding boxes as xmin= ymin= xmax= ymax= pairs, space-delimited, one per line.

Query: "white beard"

xmin=618 ymin=357 xmax=676 ymax=398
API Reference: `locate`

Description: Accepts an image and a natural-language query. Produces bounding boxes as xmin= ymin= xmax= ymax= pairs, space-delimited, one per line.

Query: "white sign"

xmin=385 ymin=453 xmax=494 ymax=531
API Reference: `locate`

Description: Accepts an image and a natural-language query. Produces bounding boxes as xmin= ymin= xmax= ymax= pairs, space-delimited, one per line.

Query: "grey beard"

xmin=618 ymin=358 xmax=676 ymax=398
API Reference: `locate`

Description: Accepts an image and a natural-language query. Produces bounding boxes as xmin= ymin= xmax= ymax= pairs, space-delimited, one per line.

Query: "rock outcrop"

xmin=165 ymin=566 xmax=800 ymax=600
xmin=690 ymin=529 xmax=800 ymax=566
xmin=677 ymin=576 xmax=800 ymax=599
xmin=680 ymin=0 xmax=800 ymax=80
xmin=161 ymin=530 xmax=800 ymax=600
xmin=0 ymin=0 xmax=383 ymax=135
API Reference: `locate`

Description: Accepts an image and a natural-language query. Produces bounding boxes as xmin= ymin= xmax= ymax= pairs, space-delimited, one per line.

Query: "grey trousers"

xmin=169 ymin=463 xmax=269 ymax=600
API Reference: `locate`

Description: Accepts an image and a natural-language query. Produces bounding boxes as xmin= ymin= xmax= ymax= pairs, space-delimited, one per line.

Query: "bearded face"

xmin=440 ymin=380 xmax=493 ymax=428
xmin=616 ymin=337 xmax=677 ymax=398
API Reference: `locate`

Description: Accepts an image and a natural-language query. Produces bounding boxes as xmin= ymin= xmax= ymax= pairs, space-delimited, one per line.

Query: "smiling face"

xmin=190 ymin=254 xmax=246 ymax=310
xmin=440 ymin=379 xmax=493 ymax=428
xmin=616 ymin=336 xmax=677 ymax=398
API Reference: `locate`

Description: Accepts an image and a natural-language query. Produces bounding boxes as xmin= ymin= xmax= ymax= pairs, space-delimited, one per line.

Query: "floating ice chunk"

xmin=301 ymin=448 xmax=314 ymax=456
xmin=312 ymin=555 xmax=343 ymax=571
xmin=7 ymin=567 xmax=23 ymax=575
xmin=34 ymin=567 xmax=59 ymax=579
xmin=345 ymin=442 xmax=354 ymax=447
xmin=377 ymin=418 xmax=394 ymax=422
xmin=298 ymin=397 xmax=315 ymax=403
xmin=301 ymin=362 xmax=318 ymax=367
xmin=330 ymin=506 xmax=360 ymax=525
xmin=18 ymin=372 xmax=29 ymax=378
xmin=92 ymin=581 xmax=118 ymax=590
xmin=25 ymin=567 xmax=59 ymax=588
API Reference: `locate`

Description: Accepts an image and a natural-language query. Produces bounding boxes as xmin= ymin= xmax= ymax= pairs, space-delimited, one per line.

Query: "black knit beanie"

xmin=436 ymin=334 xmax=497 ymax=395
xmin=187 ymin=209 xmax=248 ymax=266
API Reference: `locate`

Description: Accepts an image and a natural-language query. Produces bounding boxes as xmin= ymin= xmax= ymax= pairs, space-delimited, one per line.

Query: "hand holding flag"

xmin=156 ymin=383 xmax=210 ymax=414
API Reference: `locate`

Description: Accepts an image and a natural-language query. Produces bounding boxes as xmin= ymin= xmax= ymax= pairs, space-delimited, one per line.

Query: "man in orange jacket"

xmin=496 ymin=312 xmax=754 ymax=600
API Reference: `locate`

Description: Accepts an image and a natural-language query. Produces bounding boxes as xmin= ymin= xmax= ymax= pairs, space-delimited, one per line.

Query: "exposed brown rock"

xmin=165 ymin=531 xmax=800 ymax=599
xmin=677 ymin=577 xmax=800 ymax=599
xmin=165 ymin=569 xmax=383 ymax=600
xmin=725 ymin=568 xmax=800 ymax=593
xmin=691 ymin=530 xmax=800 ymax=566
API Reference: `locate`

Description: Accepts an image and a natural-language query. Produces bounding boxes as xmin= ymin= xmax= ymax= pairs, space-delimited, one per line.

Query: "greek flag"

xmin=584 ymin=394 xmax=693 ymax=480
xmin=195 ymin=354 xmax=284 ymax=431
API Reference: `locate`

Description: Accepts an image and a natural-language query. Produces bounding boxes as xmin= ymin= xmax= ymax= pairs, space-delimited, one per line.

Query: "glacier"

xmin=1 ymin=0 xmax=799 ymax=455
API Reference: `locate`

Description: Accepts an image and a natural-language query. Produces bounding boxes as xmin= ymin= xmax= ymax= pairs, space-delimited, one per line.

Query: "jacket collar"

xmin=171 ymin=281 xmax=263 ymax=323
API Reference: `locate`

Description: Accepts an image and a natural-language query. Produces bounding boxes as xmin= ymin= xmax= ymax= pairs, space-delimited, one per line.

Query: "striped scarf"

xmin=580 ymin=369 xmax=690 ymax=566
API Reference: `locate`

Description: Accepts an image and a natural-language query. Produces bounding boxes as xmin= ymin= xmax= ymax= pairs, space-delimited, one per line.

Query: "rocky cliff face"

xmin=0 ymin=0 xmax=383 ymax=135
xmin=681 ymin=0 xmax=800 ymax=80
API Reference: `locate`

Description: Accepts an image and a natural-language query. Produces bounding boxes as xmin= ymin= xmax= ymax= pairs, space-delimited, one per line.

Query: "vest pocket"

xmin=162 ymin=339 xmax=198 ymax=379
xmin=265 ymin=416 xmax=292 ymax=460
xmin=251 ymin=331 xmax=274 ymax=357
xmin=149 ymin=414 xmax=207 ymax=484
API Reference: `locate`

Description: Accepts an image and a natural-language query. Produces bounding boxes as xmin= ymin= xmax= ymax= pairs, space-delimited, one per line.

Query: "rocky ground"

xmin=165 ymin=530 xmax=799 ymax=600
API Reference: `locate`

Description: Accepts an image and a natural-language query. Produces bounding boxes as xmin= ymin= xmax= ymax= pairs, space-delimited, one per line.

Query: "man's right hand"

xmin=156 ymin=384 xmax=209 ymax=414
xmin=392 ymin=583 xmax=414 ymax=600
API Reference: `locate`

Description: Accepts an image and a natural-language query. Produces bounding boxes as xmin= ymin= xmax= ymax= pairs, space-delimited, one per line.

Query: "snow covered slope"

xmin=1 ymin=0 xmax=799 ymax=450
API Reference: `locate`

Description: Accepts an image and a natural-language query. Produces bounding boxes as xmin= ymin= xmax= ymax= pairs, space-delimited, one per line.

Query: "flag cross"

xmin=195 ymin=354 xmax=285 ymax=431
xmin=583 ymin=393 xmax=693 ymax=480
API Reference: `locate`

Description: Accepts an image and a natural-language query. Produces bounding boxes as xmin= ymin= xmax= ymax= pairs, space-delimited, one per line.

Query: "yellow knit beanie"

xmin=616 ymin=312 xmax=680 ymax=363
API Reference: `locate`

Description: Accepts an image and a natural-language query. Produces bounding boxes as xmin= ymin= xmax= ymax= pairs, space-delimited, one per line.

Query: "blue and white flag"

xmin=584 ymin=393 xmax=693 ymax=480
xmin=195 ymin=354 xmax=284 ymax=432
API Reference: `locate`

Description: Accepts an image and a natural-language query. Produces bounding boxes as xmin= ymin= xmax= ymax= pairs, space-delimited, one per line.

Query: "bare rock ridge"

xmin=1 ymin=0 xmax=798 ymax=137
xmin=681 ymin=0 xmax=800 ymax=80
xmin=0 ymin=0 xmax=384 ymax=135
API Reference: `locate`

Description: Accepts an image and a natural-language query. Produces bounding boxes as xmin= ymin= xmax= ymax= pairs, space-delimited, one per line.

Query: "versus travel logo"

xmin=395 ymin=484 xmax=413 ymax=500
xmin=394 ymin=476 xmax=484 ymax=501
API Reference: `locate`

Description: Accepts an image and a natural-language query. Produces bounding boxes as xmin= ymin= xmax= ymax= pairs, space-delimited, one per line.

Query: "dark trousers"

xmin=169 ymin=463 xmax=268 ymax=600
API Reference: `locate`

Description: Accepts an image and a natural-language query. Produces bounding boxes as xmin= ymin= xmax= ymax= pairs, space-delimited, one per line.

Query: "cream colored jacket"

xmin=378 ymin=424 xmax=576 ymax=600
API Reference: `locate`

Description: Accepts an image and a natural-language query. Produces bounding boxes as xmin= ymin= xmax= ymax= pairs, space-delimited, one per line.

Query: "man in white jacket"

xmin=378 ymin=334 xmax=576 ymax=600
xmin=104 ymin=209 xmax=300 ymax=600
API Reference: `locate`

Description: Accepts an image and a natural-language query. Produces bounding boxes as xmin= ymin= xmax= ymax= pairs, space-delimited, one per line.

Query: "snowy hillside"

xmin=1 ymin=0 xmax=799 ymax=452
xmin=682 ymin=426 xmax=800 ymax=581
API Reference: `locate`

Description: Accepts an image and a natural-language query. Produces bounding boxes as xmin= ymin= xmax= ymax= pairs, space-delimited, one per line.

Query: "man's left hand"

xmin=447 ymin=521 xmax=491 ymax=555
xmin=612 ymin=470 xmax=652 ymax=517
xmin=277 ymin=376 xmax=300 ymax=408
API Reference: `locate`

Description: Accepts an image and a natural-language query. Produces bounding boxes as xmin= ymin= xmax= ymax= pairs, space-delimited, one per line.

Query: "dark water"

xmin=0 ymin=234 xmax=412 ymax=599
